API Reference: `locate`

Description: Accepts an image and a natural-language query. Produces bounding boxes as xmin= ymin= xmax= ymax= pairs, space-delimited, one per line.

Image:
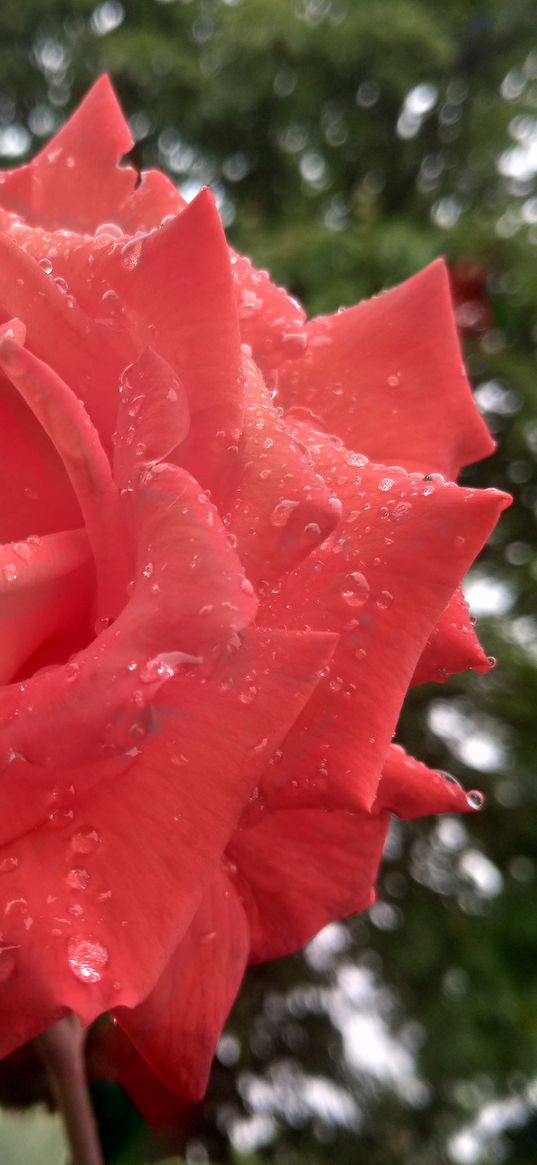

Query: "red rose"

xmin=0 ymin=78 xmax=509 ymax=1115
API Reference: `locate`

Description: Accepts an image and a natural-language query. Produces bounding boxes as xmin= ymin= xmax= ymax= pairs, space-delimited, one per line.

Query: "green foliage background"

xmin=0 ymin=1 xmax=536 ymax=1162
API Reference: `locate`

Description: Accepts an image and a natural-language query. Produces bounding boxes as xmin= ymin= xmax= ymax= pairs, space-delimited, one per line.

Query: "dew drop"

xmin=13 ymin=541 xmax=31 ymax=560
xmin=71 ymin=827 xmax=101 ymax=855
xmin=39 ymin=257 xmax=53 ymax=274
xmin=48 ymin=808 xmax=75 ymax=829
xmin=437 ymin=769 xmax=462 ymax=788
xmin=139 ymin=651 xmax=202 ymax=684
xmin=65 ymin=661 xmax=81 ymax=684
xmin=94 ymin=615 xmax=110 ymax=636
xmin=466 ymin=789 xmax=485 ymax=811
xmin=0 ymin=856 xmax=20 ymax=874
xmin=340 ymin=571 xmax=370 ymax=608
xmin=378 ymin=478 xmax=395 ymax=493
xmin=2 ymin=564 xmax=17 ymax=583
xmin=269 ymin=499 xmax=300 ymax=527
xmin=377 ymin=589 xmax=394 ymax=609
xmin=66 ymin=867 xmax=90 ymax=891
xmin=67 ymin=936 xmax=109 ymax=984
xmin=239 ymin=686 xmax=257 ymax=704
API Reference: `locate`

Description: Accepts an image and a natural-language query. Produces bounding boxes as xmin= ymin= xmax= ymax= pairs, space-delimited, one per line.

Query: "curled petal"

xmin=0 ymin=529 xmax=93 ymax=684
xmin=228 ymin=808 xmax=387 ymax=963
xmin=0 ymin=627 xmax=337 ymax=1053
xmin=0 ymin=76 xmax=134 ymax=232
xmin=0 ymin=322 xmax=128 ymax=620
xmin=412 ymin=585 xmax=491 ymax=685
xmin=277 ymin=261 xmax=495 ymax=478
xmin=113 ymin=348 xmax=190 ymax=490
xmin=231 ymin=250 xmax=307 ymax=374
xmin=259 ymin=424 xmax=510 ymax=811
xmin=116 ymin=867 xmax=249 ymax=1102
xmin=225 ymin=353 xmax=340 ymax=582
xmin=0 ymin=368 xmax=81 ymax=543
xmin=88 ymin=189 xmax=245 ymax=493
xmin=0 ymin=227 xmax=132 ymax=443
xmin=1 ymin=465 xmax=257 ymax=767
xmin=374 ymin=743 xmax=480 ymax=818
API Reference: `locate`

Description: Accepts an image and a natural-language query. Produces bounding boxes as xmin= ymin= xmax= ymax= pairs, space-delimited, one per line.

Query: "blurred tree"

xmin=0 ymin=1 xmax=536 ymax=1163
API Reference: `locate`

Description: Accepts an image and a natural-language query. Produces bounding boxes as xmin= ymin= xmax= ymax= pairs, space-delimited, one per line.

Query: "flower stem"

xmin=34 ymin=1015 xmax=104 ymax=1165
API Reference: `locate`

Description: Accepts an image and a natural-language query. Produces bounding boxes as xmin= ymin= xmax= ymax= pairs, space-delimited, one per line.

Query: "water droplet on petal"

xmin=94 ymin=615 xmax=110 ymax=636
xmin=39 ymin=257 xmax=53 ymax=274
xmin=466 ymin=789 xmax=485 ymax=811
xmin=66 ymin=868 xmax=90 ymax=891
xmin=269 ymin=499 xmax=300 ymax=527
xmin=2 ymin=564 xmax=17 ymax=583
xmin=0 ymin=856 xmax=20 ymax=874
xmin=377 ymin=589 xmax=394 ymax=609
xmin=67 ymin=936 xmax=109 ymax=983
xmin=139 ymin=651 xmax=202 ymax=684
xmin=71 ymin=827 xmax=101 ymax=855
xmin=65 ymin=661 xmax=81 ymax=684
xmin=13 ymin=541 xmax=31 ymax=560
xmin=341 ymin=572 xmax=370 ymax=608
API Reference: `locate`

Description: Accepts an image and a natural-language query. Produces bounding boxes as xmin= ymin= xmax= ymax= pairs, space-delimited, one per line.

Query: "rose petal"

xmin=412 ymin=585 xmax=491 ymax=685
xmin=0 ymin=322 xmax=128 ymax=620
xmin=276 ymin=261 xmax=495 ymax=478
xmin=227 ymin=808 xmax=387 ymax=963
xmin=0 ymin=76 xmax=134 ymax=231
xmin=231 ymin=250 xmax=307 ymax=375
xmin=1 ymin=464 xmax=257 ymax=767
xmin=258 ymin=424 xmax=510 ymax=811
xmin=0 ymin=369 xmax=81 ymax=543
xmin=116 ymin=866 xmax=249 ymax=1102
xmin=224 ymin=353 xmax=340 ymax=582
xmin=0 ymin=529 xmax=93 ymax=684
xmin=0 ymin=227 xmax=133 ymax=443
xmin=112 ymin=348 xmax=190 ymax=491
xmin=374 ymin=743 xmax=480 ymax=818
xmin=0 ymin=626 xmax=337 ymax=1053
xmin=86 ymin=189 xmax=244 ymax=492
xmin=116 ymin=169 xmax=186 ymax=233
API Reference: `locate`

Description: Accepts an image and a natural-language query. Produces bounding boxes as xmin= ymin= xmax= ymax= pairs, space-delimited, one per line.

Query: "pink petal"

xmin=0 ymin=227 xmax=133 ymax=444
xmin=276 ymin=261 xmax=495 ymax=478
xmin=374 ymin=743 xmax=481 ymax=818
xmin=1 ymin=464 xmax=257 ymax=768
xmin=258 ymin=423 xmax=510 ymax=811
xmin=0 ymin=368 xmax=81 ymax=543
xmin=116 ymin=866 xmax=249 ymax=1101
xmin=228 ymin=808 xmax=387 ymax=963
xmin=231 ymin=250 xmax=307 ymax=375
xmin=0 ymin=627 xmax=336 ymax=1054
xmin=83 ymin=189 xmax=245 ymax=493
xmin=0 ymin=322 xmax=128 ymax=620
xmin=112 ymin=348 xmax=190 ymax=491
xmin=0 ymin=529 xmax=93 ymax=684
xmin=412 ymin=585 xmax=491 ymax=684
xmin=116 ymin=169 xmax=187 ymax=233
xmin=224 ymin=353 xmax=340 ymax=582
xmin=0 ymin=77 xmax=133 ymax=231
